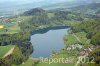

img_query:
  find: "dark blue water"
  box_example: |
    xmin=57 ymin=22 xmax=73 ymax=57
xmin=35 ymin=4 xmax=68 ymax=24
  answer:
xmin=31 ymin=28 xmax=69 ymax=58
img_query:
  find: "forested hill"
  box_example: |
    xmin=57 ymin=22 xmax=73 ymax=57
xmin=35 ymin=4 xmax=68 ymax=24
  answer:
xmin=19 ymin=3 xmax=100 ymax=26
xmin=23 ymin=8 xmax=46 ymax=16
xmin=69 ymin=3 xmax=100 ymax=19
xmin=23 ymin=2 xmax=100 ymax=16
xmin=21 ymin=8 xmax=83 ymax=25
xmin=71 ymin=3 xmax=100 ymax=14
xmin=41 ymin=0 xmax=100 ymax=9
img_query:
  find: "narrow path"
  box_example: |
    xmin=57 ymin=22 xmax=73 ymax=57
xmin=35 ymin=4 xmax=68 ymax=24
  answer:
xmin=72 ymin=33 xmax=82 ymax=66
xmin=75 ymin=57 xmax=80 ymax=66
xmin=73 ymin=33 xmax=82 ymax=43
xmin=75 ymin=55 xmax=88 ymax=66
xmin=3 ymin=46 xmax=15 ymax=58
xmin=30 ymin=57 xmax=39 ymax=60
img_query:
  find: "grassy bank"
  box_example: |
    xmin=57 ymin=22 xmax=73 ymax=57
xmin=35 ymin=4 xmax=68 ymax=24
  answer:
xmin=0 ymin=45 xmax=15 ymax=58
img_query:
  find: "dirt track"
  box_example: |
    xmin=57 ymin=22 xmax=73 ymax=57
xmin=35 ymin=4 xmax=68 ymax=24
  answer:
xmin=3 ymin=46 xmax=15 ymax=58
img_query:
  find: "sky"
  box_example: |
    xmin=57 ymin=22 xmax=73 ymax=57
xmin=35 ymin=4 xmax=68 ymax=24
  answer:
xmin=0 ymin=0 xmax=74 ymax=3
xmin=0 ymin=0 xmax=96 ymax=9
xmin=0 ymin=0 xmax=75 ymax=7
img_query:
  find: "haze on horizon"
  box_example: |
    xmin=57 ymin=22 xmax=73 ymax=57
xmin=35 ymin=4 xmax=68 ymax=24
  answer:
xmin=0 ymin=0 xmax=76 ymax=9
xmin=0 ymin=0 xmax=99 ymax=17
xmin=0 ymin=0 xmax=74 ymax=3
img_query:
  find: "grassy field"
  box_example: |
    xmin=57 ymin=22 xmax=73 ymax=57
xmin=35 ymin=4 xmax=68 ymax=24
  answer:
xmin=64 ymin=34 xmax=78 ymax=45
xmin=75 ymin=32 xmax=90 ymax=46
xmin=64 ymin=32 xmax=90 ymax=46
xmin=47 ymin=13 xmax=55 ymax=18
xmin=0 ymin=45 xmax=15 ymax=58
xmin=16 ymin=58 xmax=75 ymax=66
xmin=15 ymin=59 xmax=35 ymax=66
xmin=0 ymin=22 xmax=20 ymax=34
xmin=15 ymin=54 xmax=76 ymax=66
xmin=37 ymin=53 xmax=76 ymax=66
xmin=37 ymin=63 xmax=74 ymax=66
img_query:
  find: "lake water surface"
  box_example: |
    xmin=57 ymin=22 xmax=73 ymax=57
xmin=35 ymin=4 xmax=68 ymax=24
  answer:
xmin=31 ymin=28 xmax=69 ymax=58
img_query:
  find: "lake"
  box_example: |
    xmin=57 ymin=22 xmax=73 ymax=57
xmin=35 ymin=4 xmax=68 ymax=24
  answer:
xmin=31 ymin=27 xmax=69 ymax=58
